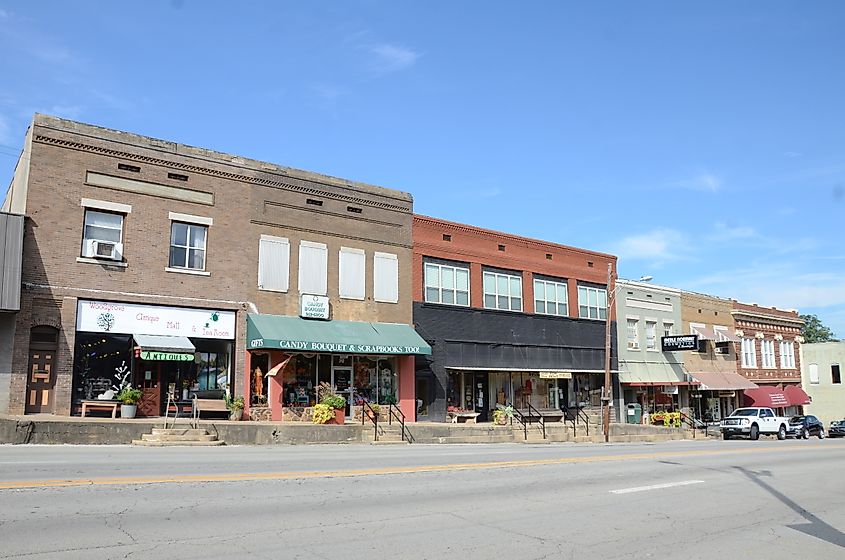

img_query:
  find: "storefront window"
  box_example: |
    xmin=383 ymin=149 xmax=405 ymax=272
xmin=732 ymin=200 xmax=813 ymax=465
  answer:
xmin=72 ymin=333 xmax=133 ymax=403
xmin=353 ymin=356 xmax=397 ymax=405
xmin=192 ymin=340 xmax=231 ymax=393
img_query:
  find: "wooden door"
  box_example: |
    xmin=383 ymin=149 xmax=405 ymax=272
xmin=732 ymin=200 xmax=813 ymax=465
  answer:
xmin=25 ymin=349 xmax=56 ymax=414
xmin=138 ymin=364 xmax=162 ymax=417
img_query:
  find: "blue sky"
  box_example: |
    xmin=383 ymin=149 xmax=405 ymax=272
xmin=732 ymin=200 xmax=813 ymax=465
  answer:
xmin=1 ymin=1 xmax=844 ymax=337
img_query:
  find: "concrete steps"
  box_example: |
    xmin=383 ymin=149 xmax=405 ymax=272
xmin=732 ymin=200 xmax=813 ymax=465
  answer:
xmin=132 ymin=428 xmax=224 ymax=447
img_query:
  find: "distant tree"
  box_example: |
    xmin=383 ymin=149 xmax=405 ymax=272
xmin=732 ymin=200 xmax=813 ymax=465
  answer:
xmin=800 ymin=314 xmax=837 ymax=343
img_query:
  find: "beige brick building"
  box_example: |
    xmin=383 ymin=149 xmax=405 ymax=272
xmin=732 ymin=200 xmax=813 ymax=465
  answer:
xmin=1 ymin=114 xmax=428 ymax=420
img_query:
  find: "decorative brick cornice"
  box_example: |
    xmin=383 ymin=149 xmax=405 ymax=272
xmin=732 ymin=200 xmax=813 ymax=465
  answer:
xmin=34 ymin=134 xmax=412 ymax=213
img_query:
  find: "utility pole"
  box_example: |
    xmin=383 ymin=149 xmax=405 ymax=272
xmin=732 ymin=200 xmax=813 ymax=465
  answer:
xmin=602 ymin=262 xmax=614 ymax=443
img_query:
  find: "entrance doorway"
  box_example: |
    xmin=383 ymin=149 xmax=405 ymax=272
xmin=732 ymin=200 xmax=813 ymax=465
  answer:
xmin=25 ymin=326 xmax=59 ymax=414
xmin=138 ymin=363 xmax=162 ymax=417
xmin=473 ymin=372 xmax=489 ymax=422
xmin=332 ymin=365 xmax=353 ymax=418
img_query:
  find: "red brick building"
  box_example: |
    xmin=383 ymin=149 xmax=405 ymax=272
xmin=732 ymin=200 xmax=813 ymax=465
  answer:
xmin=412 ymin=215 xmax=618 ymax=422
xmin=732 ymin=301 xmax=808 ymax=413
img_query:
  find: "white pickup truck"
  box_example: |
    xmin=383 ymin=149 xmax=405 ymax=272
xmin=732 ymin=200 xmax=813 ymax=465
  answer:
xmin=720 ymin=407 xmax=789 ymax=440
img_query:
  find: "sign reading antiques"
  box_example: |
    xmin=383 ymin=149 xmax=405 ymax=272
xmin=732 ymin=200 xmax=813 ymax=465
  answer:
xmin=300 ymin=294 xmax=330 ymax=320
xmin=140 ymin=351 xmax=195 ymax=362
xmin=76 ymin=300 xmax=235 ymax=339
xmin=661 ymin=335 xmax=699 ymax=352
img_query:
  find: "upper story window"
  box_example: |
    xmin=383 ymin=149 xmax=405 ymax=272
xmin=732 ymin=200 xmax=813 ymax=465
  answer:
xmin=424 ymin=262 xmax=469 ymax=306
xmin=82 ymin=210 xmax=124 ymax=261
xmin=645 ymin=321 xmax=657 ymax=350
xmin=741 ymin=338 xmax=757 ymax=368
xmin=299 ymin=241 xmax=328 ymax=295
xmin=761 ymin=339 xmax=776 ymax=368
xmin=833 ymin=364 xmax=841 ymax=385
xmin=339 ymin=247 xmax=366 ymax=300
xmin=534 ymin=278 xmax=568 ymax=316
xmin=578 ymin=285 xmax=607 ymax=320
xmin=779 ymin=341 xmax=795 ymax=369
xmin=483 ymin=270 xmax=522 ymax=311
xmin=627 ymin=319 xmax=640 ymax=350
xmin=662 ymin=321 xmax=674 ymax=337
xmin=374 ymin=252 xmax=399 ymax=304
xmin=258 ymin=235 xmax=290 ymax=292
xmin=809 ymin=363 xmax=819 ymax=384
xmin=169 ymin=222 xmax=207 ymax=270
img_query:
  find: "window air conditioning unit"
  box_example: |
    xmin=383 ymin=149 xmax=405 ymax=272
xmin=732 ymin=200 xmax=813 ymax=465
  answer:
xmin=715 ymin=344 xmax=730 ymax=355
xmin=82 ymin=239 xmax=123 ymax=261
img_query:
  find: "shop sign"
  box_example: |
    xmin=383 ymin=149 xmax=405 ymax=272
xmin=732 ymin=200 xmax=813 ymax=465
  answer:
xmin=76 ymin=300 xmax=235 ymax=339
xmin=255 ymin=339 xmax=423 ymax=355
xmin=300 ymin=294 xmax=330 ymax=320
xmin=539 ymin=371 xmax=573 ymax=379
xmin=140 ymin=351 xmax=195 ymax=362
xmin=718 ymin=391 xmax=736 ymax=398
xmin=662 ymin=385 xmax=679 ymax=395
xmin=661 ymin=335 xmax=699 ymax=352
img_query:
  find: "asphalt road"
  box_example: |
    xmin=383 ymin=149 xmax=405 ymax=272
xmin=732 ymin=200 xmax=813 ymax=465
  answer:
xmin=1 ymin=438 xmax=844 ymax=559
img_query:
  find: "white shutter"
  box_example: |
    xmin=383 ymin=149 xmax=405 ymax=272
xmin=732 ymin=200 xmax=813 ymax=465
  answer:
xmin=374 ymin=252 xmax=399 ymax=303
xmin=339 ymin=247 xmax=365 ymax=300
xmin=809 ymin=363 xmax=819 ymax=384
xmin=298 ymin=240 xmax=327 ymax=295
xmin=258 ymin=235 xmax=289 ymax=292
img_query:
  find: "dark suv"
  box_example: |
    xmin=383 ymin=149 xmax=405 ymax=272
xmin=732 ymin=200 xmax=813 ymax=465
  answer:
xmin=787 ymin=415 xmax=825 ymax=439
xmin=830 ymin=419 xmax=845 ymax=438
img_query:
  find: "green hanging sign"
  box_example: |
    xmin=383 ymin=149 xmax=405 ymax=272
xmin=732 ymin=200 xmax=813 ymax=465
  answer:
xmin=140 ymin=351 xmax=195 ymax=362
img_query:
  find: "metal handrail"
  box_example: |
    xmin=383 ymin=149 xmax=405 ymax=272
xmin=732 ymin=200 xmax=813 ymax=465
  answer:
xmin=162 ymin=393 xmax=173 ymax=430
xmin=190 ymin=394 xmax=199 ymax=429
xmin=525 ymin=401 xmax=546 ymax=440
xmin=360 ymin=398 xmax=379 ymax=442
xmin=562 ymin=405 xmax=577 ymax=438
xmin=511 ymin=407 xmax=528 ymax=441
xmin=577 ymin=406 xmax=590 ymax=436
xmin=679 ymin=411 xmax=698 ymax=438
xmin=388 ymin=403 xmax=412 ymax=443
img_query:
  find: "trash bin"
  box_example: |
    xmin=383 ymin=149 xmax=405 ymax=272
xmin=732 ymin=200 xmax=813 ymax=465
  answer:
xmin=626 ymin=403 xmax=642 ymax=424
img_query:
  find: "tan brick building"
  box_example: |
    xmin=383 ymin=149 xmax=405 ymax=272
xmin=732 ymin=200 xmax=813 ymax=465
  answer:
xmin=1 ymin=114 xmax=428 ymax=420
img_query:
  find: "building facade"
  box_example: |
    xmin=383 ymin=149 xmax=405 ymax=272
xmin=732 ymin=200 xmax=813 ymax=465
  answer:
xmin=412 ymin=215 xmax=617 ymax=422
xmin=732 ymin=301 xmax=807 ymax=416
xmin=680 ymin=291 xmax=756 ymax=422
xmin=800 ymin=341 xmax=845 ymax=428
xmin=615 ymin=280 xmax=689 ymax=418
xmin=2 ymin=114 xmax=428 ymax=420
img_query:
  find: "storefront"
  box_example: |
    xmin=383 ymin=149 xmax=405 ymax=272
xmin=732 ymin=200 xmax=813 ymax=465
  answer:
xmin=72 ymin=300 xmax=236 ymax=416
xmin=744 ymin=383 xmax=811 ymax=418
xmin=619 ymin=361 xmax=693 ymax=419
xmin=688 ymin=371 xmax=758 ymax=422
xmin=245 ymin=313 xmax=431 ymax=422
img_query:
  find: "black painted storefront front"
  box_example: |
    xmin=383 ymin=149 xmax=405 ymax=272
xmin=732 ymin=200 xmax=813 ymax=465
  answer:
xmin=413 ymin=302 xmax=618 ymax=422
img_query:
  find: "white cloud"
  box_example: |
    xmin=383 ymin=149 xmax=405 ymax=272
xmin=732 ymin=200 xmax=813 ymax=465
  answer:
xmin=370 ymin=44 xmax=421 ymax=73
xmin=675 ymin=172 xmax=722 ymax=193
xmin=613 ymin=228 xmax=690 ymax=263
xmin=708 ymin=222 xmax=756 ymax=242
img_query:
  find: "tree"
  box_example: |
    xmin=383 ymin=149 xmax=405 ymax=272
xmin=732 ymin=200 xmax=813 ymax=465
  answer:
xmin=800 ymin=314 xmax=837 ymax=343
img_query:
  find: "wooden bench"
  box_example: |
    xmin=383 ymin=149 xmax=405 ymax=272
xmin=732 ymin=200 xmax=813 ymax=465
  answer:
xmin=194 ymin=398 xmax=228 ymax=418
xmin=447 ymin=411 xmax=480 ymax=423
xmin=517 ymin=408 xmax=567 ymax=423
xmin=80 ymin=400 xmax=120 ymax=418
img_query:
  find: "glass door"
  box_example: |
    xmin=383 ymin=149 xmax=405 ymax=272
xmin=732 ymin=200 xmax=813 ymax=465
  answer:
xmin=332 ymin=366 xmax=353 ymax=419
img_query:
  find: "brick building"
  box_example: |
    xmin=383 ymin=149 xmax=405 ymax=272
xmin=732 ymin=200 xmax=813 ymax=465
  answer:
xmin=412 ymin=215 xmax=617 ymax=422
xmin=1 ymin=114 xmax=429 ymax=420
xmin=732 ymin=301 xmax=808 ymax=414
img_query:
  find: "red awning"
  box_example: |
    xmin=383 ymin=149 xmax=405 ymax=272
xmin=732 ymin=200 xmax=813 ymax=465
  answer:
xmin=744 ymin=386 xmax=789 ymax=408
xmin=783 ymin=385 xmax=812 ymax=406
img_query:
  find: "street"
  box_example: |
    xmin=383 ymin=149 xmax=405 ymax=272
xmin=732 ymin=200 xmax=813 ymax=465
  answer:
xmin=1 ymin=439 xmax=844 ymax=559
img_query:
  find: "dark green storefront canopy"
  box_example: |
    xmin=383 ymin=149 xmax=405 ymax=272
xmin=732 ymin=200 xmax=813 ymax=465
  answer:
xmin=247 ymin=314 xmax=432 ymax=355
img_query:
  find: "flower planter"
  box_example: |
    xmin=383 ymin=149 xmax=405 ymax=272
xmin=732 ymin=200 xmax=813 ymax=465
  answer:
xmin=121 ymin=404 xmax=137 ymax=419
xmin=229 ymin=408 xmax=244 ymax=421
xmin=327 ymin=409 xmax=345 ymax=425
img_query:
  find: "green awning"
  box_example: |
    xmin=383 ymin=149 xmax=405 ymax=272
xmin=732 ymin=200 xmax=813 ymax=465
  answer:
xmin=246 ymin=314 xmax=432 ymax=355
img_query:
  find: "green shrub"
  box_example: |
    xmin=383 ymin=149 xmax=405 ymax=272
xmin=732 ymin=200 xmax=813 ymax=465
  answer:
xmin=116 ymin=387 xmax=143 ymax=405
xmin=312 ymin=403 xmax=334 ymax=424
xmin=321 ymin=395 xmax=346 ymax=410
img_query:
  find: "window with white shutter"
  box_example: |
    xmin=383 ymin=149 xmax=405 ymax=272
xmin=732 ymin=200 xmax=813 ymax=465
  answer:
xmin=339 ymin=247 xmax=365 ymax=300
xmin=298 ymin=241 xmax=328 ymax=295
xmin=258 ymin=235 xmax=290 ymax=292
xmin=374 ymin=252 xmax=399 ymax=303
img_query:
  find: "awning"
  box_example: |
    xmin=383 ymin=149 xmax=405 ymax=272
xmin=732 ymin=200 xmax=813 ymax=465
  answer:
xmin=715 ymin=329 xmax=741 ymax=343
xmin=744 ymin=386 xmax=789 ymax=408
xmin=246 ymin=314 xmax=432 ymax=355
xmin=689 ymin=371 xmax=758 ymax=391
xmin=690 ymin=325 xmax=717 ymax=341
xmin=783 ymin=385 xmax=812 ymax=406
xmin=133 ymin=334 xmax=196 ymax=353
xmin=618 ymin=361 xmax=688 ymax=385
xmin=444 ymin=367 xmax=614 ymax=374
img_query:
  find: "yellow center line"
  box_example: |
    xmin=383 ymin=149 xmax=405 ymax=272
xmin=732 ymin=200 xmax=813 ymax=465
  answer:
xmin=0 ymin=444 xmax=831 ymax=490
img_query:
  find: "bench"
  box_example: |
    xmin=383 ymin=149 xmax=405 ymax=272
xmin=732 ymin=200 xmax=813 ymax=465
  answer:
xmin=81 ymin=400 xmax=120 ymax=418
xmin=447 ymin=411 xmax=480 ymax=423
xmin=190 ymin=390 xmax=228 ymax=418
xmin=517 ymin=408 xmax=567 ymax=423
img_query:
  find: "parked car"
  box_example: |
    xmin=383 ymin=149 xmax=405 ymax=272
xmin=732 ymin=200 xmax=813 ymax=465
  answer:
xmin=720 ymin=407 xmax=789 ymax=440
xmin=786 ymin=415 xmax=825 ymax=439
xmin=829 ymin=419 xmax=845 ymax=438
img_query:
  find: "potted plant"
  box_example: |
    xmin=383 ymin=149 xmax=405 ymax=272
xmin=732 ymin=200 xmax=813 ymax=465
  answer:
xmin=492 ymin=404 xmax=514 ymax=426
xmin=225 ymin=394 xmax=245 ymax=421
xmin=321 ymin=395 xmax=347 ymax=424
xmin=117 ymin=387 xmax=142 ymax=419
xmin=312 ymin=403 xmax=334 ymax=425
